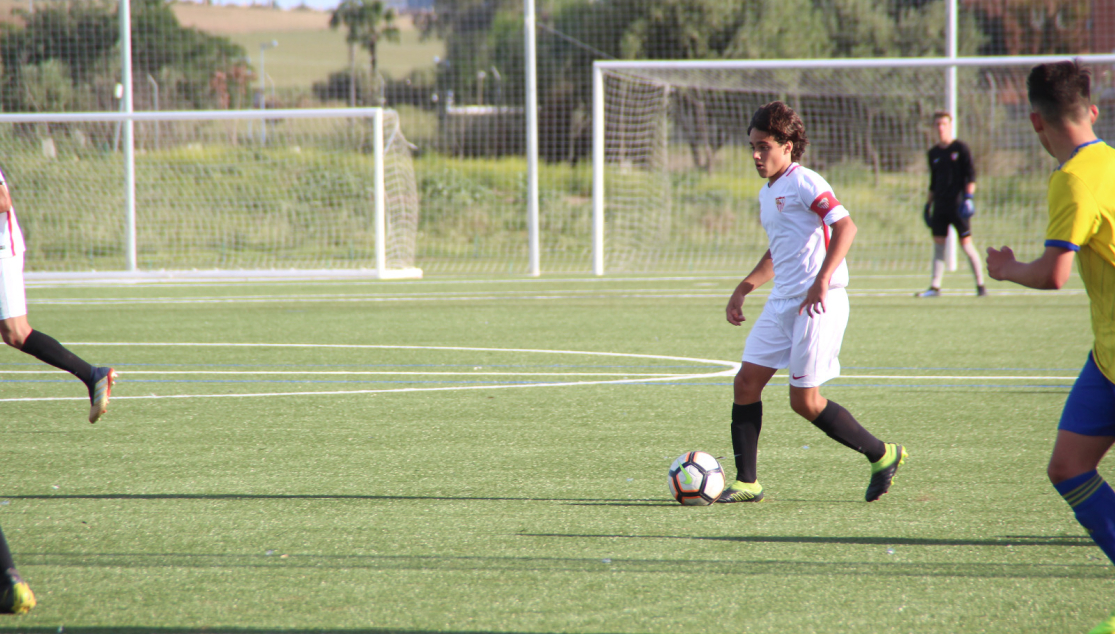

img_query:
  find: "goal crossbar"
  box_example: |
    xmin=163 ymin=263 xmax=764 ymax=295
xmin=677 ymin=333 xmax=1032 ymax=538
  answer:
xmin=0 ymin=107 xmax=421 ymax=280
xmin=592 ymin=54 xmax=1115 ymax=275
xmin=596 ymin=54 xmax=1115 ymax=74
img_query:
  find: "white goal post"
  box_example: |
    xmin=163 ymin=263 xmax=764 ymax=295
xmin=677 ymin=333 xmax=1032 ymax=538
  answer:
xmin=592 ymin=54 xmax=1115 ymax=276
xmin=0 ymin=107 xmax=421 ymax=279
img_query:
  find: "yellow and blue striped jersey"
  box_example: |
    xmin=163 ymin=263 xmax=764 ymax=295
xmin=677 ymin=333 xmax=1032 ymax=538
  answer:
xmin=1045 ymin=140 xmax=1115 ymax=382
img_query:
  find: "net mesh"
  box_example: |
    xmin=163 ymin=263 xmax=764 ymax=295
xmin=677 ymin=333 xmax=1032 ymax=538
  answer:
xmin=0 ymin=109 xmax=418 ymax=273
xmin=600 ymin=61 xmax=1115 ymax=273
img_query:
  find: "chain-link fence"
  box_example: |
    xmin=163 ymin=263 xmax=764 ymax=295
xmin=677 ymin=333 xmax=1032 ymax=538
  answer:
xmin=1 ymin=0 xmax=1113 ymax=274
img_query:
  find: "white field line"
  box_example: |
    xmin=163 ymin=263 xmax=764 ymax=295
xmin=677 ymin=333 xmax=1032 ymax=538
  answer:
xmin=49 ymin=342 xmax=742 ymax=367
xmin=0 ymin=370 xmax=1077 ymax=381
xmin=24 ymin=288 xmax=1086 ymax=306
xmin=0 ymin=373 xmax=726 ymax=403
xmin=0 ymin=341 xmax=1078 ymax=404
xmin=27 ymin=294 xmax=727 ymax=305
xmin=0 ymin=343 xmax=739 ymax=403
xmin=802 ymin=374 xmax=1076 ymax=381
xmin=20 ymin=273 xmax=893 ymax=289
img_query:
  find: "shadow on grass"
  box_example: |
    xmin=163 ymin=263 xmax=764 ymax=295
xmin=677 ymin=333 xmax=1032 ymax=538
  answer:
xmin=16 ymin=548 xmax=1110 ymax=580
xmin=523 ymin=532 xmax=1095 ymax=547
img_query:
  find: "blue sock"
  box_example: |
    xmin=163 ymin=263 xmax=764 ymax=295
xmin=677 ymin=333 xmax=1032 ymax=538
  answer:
xmin=1054 ymin=470 xmax=1115 ymax=565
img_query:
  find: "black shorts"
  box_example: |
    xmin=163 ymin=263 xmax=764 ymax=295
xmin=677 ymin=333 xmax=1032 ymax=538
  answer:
xmin=930 ymin=206 xmax=971 ymax=238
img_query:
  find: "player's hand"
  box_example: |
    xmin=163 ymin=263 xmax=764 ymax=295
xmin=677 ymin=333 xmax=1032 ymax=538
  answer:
xmin=799 ymin=278 xmax=828 ymax=317
xmin=985 ymin=245 xmax=1016 ymax=281
xmin=725 ymin=292 xmax=747 ymax=326
xmin=960 ymin=194 xmax=976 ymax=219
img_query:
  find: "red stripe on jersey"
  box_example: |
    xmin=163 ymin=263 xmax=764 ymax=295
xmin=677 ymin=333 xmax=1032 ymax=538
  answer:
xmin=809 ymin=191 xmax=839 ymax=219
xmin=810 ymin=192 xmax=837 ymax=250
xmin=6 ymin=209 xmax=12 ymax=254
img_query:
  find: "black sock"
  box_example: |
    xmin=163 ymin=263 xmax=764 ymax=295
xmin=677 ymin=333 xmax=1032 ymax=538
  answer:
xmin=810 ymin=400 xmax=886 ymax=463
xmin=0 ymin=525 xmax=16 ymax=578
xmin=731 ymin=401 xmax=762 ymax=483
xmin=20 ymin=330 xmax=94 ymax=387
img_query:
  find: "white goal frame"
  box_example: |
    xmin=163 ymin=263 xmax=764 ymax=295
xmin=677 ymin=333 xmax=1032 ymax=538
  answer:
xmin=0 ymin=107 xmax=421 ymax=280
xmin=592 ymin=54 xmax=1115 ymax=276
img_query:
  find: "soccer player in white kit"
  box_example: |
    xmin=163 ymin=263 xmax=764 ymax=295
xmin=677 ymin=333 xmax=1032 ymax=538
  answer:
xmin=718 ymin=102 xmax=906 ymax=504
xmin=0 ymin=165 xmax=116 ymax=424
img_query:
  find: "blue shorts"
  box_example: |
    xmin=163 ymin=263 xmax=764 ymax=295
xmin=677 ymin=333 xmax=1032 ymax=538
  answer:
xmin=1059 ymin=352 xmax=1115 ymax=437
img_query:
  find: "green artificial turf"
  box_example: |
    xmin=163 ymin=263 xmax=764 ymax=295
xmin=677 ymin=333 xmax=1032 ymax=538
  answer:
xmin=0 ymin=272 xmax=1108 ymax=633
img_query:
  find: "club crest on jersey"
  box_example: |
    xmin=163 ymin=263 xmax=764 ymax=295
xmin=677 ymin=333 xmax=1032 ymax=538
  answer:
xmin=951 ymin=152 xmax=959 ymax=161
xmin=810 ymin=192 xmax=839 ymax=217
xmin=775 ymin=197 xmax=786 ymax=213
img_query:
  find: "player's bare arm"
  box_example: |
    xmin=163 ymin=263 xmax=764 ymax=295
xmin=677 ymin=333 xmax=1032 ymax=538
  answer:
xmin=726 ymin=250 xmax=774 ymax=326
xmin=799 ymin=216 xmax=857 ymax=316
xmin=986 ymin=245 xmax=1075 ymax=289
xmin=0 ymin=182 xmax=12 ymax=213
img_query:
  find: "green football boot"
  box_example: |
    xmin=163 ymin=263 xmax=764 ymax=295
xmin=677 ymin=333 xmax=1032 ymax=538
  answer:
xmin=866 ymin=443 xmax=907 ymax=502
xmin=716 ymin=480 xmax=764 ymax=503
xmin=1088 ymin=610 xmax=1115 ymax=634
xmin=0 ymin=569 xmax=36 ymax=615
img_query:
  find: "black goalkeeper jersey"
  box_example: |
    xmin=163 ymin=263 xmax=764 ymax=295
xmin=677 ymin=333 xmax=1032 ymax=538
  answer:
xmin=927 ymin=140 xmax=976 ymax=211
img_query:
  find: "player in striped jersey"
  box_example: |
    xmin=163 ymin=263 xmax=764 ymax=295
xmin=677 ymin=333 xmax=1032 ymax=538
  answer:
xmin=719 ymin=101 xmax=905 ymax=504
xmin=0 ymin=165 xmax=116 ymax=423
xmin=986 ymin=61 xmax=1115 ymax=634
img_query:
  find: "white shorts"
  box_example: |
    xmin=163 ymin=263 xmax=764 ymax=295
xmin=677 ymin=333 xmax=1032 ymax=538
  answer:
xmin=0 ymin=254 xmax=27 ymax=320
xmin=741 ymin=287 xmax=849 ymax=388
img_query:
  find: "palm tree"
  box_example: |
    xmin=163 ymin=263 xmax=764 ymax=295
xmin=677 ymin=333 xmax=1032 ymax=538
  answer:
xmin=329 ymin=0 xmax=401 ymax=107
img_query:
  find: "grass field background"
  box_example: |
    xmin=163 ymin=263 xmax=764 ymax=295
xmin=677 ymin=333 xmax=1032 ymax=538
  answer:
xmin=0 ymin=271 xmax=1109 ymax=633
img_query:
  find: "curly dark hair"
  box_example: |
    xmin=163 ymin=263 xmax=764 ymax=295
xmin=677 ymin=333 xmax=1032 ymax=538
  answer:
xmin=1028 ymin=60 xmax=1092 ymax=124
xmin=747 ymin=101 xmax=809 ymax=162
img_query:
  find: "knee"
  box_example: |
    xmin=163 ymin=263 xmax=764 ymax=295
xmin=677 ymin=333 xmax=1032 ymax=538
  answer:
xmin=0 ymin=320 xmax=30 ymax=348
xmin=789 ymin=391 xmax=826 ymax=421
xmin=789 ymin=399 xmax=812 ymax=419
xmin=734 ymin=374 xmax=763 ymax=403
xmin=1047 ymin=457 xmax=1077 ymax=486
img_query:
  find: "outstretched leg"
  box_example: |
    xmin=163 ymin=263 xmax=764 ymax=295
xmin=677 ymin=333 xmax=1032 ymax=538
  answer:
xmin=2 ymin=316 xmax=93 ymax=384
xmin=2 ymin=316 xmax=115 ymax=423
xmin=790 ymin=387 xmax=904 ymax=501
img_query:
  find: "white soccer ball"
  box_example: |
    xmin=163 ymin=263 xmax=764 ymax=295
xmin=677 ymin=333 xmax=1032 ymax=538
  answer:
xmin=667 ymin=451 xmax=726 ymax=506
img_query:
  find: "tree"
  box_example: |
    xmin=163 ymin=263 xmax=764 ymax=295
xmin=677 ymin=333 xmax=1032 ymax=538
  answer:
xmin=329 ymin=0 xmax=401 ymax=107
xmin=0 ymin=0 xmax=245 ymax=112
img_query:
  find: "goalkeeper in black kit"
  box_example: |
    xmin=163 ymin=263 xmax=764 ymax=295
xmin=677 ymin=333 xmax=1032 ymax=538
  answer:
xmin=917 ymin=111 xmax=987 ymax=297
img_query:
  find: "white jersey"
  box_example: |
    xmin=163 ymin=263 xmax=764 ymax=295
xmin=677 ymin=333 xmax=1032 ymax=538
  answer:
xmin=0 ymin=167 xmax=25 ymax=260
xmin=758 ymin=163 xmax=849 ymax=299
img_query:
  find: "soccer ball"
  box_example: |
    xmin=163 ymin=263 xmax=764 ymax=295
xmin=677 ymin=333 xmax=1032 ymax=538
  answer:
xmin=667 ymin=451 xmax=726 ymax=506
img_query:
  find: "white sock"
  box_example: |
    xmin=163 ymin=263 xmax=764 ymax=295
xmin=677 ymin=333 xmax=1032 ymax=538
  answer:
xmin=931 ymin=242 xmax=946 ymax=289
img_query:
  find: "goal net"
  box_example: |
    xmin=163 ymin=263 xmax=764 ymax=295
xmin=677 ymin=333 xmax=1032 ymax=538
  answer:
xmin=0 ymin=108 xmax=420 ymax=278
xmin=593 ymin=57 xmax=1115 ymax=273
